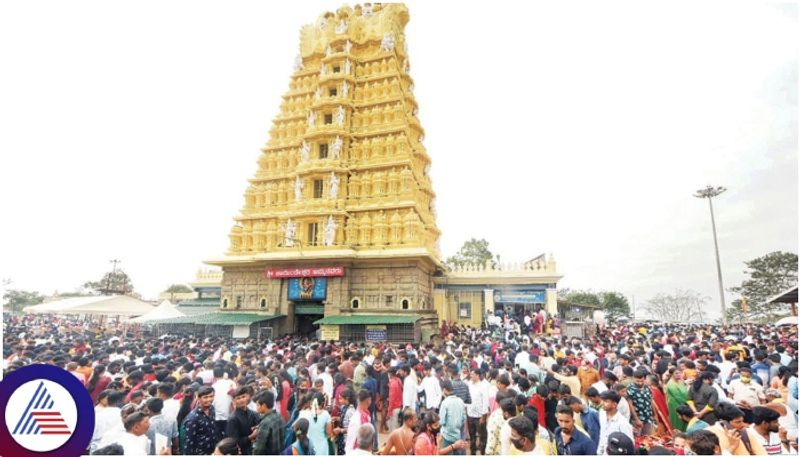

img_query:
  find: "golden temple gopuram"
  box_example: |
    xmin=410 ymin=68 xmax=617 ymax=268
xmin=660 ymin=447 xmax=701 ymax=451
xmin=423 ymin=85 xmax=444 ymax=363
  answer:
xmin=206 ymin=3 xmax=442 ymax=341
xmin=203 ymin=3 xmax=562 ymax=342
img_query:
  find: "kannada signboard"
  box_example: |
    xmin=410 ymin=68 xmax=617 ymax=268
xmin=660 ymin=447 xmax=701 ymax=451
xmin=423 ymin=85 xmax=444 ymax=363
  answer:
xmin=365 ymin=325 xmax=387 ymax=342
xmin=320 ymin=325 xmax=339 ymax=341
xmin=265 ymin=266 xmax=345 ymax=279
xmin=288 ymin=278 xmax=327 ymax=301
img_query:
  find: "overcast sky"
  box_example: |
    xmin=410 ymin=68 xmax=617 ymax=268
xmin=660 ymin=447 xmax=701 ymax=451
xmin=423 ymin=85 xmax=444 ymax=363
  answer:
xmin=1 ymin=1 xmax=796 ymax=320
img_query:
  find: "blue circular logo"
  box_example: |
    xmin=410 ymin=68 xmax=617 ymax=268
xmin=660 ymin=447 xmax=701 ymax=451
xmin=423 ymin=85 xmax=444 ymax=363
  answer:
xmin=0 ymin=364 xmax=95 ymax=457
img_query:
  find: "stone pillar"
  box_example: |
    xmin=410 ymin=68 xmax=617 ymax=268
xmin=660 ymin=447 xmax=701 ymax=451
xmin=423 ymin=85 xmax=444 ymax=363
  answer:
xmin=546 ymin=288 xmax=558 ymax=315
xmin=483 ymin=289 xmax=494 ymax=315
xmin=433 ymin=289 xmax=446 ymax=325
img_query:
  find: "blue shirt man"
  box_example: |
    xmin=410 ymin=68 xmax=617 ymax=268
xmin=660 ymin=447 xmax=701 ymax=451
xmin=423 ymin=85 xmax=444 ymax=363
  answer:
xmin=439 ymin=381 xmax=467 ymax=455
xmin=554 ymin=405 xmax=597 ymax=455
xmin=566 ymin=396 xmax=600 ymax=449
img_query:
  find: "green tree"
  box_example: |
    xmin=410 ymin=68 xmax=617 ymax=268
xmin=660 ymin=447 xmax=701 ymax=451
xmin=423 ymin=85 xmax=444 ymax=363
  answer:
xmin=728 ymin=251 xmax=798 ymax=322
xmin=444 ymin=238 xmax=497 ymax=270
xmin=164 ymin=284 xmax=192 ymax=293
xmin=84 ymin=270 xmax=134 ymax=295
xmin=563 ymin=290 xmax=601 ymax=306
xmin=164 ymin=284 xmax=193 ymax=302
xmin=600 ymin=291 xmax=630 ymax=318
xmin=3 ymin=289 xmax=45 ymax=312
xmin=561 ymin=289 xmax=630 ymax=318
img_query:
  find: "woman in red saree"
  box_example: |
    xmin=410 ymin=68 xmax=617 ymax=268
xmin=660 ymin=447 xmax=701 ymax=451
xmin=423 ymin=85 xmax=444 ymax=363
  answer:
xmin=647 ymin=374 xmax=673 ymax=438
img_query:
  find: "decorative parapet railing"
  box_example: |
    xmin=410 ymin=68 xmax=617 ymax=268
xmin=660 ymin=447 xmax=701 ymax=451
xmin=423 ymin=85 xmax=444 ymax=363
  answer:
xmin=195 ymin=269 xmax=223 ymax=283
xmin=447 ymin=255 xmax=558 ymax=276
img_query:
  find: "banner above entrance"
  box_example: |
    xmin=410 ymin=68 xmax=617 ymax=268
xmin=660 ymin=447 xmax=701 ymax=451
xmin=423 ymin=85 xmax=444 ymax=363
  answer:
xmin=288 ymin=278 xmax=327 ymax=301
xmin=494 ymin=291 xmax=546 ymax=304
xmin=265 ymin=266 xmax=345 ymax=279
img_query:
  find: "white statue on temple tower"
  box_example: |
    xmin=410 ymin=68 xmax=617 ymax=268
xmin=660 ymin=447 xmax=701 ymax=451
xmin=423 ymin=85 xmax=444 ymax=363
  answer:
xmin=324 ymin=215 xmax=337 ymax=246
xmin=314 ymin=87 xmax=321 ymax=101
xmin=335 ymin=106 xmax=345 ymax=126
xmin=331 ymin=136 xmax=343 ymax=159
xmin=307 ymin=111 xmax=316 ymax=127
xmin=341 ymin=80 xmax=349 ymax=98
xmin=344 ymin=40 xmax=352 ymax=53
xmin=381 ymin=32 xmax=395 ymax=52
xmin=325 ymin=45 xmax=332 ymax=57
xmin=294 ymin=176 xmax=304 ymax=201
xmin=336 ymin=20 xmax=348 ymax=34
xmin=283 ymin=219 xmax=297 ymax=246
xmin=300 ymin=141 xmax=310 ymax=162
xmin=328 ymin=172 xmax=340 ymax=199
xmin=320 ymin=64 xmax=327 ymax=76
xmin=344 ymin=59 xmax=351 ymax=74
xmin=294 ymin=54 xmax=304 ymax=71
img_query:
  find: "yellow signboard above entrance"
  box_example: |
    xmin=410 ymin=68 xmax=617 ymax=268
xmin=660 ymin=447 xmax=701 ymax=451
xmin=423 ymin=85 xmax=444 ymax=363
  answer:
xmin=320 ymin=324 xmax=339 ymax=341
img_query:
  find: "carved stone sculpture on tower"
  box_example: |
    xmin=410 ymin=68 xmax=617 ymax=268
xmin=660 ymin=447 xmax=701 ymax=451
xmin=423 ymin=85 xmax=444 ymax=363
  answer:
xmin=300 ymin=141 xmax=310 ymax=162
xmin=283 ymin=219 xmax=296 ymax=247
xmin=307 ymin=111 xmax=316 ymax=127
xmin=335 ymin=106 xmax=345 ymax=126
xmin=328 ymin=172 xmax=340 ymax=199
xmin=331 ymin=135 xmax=343 ymax=159
xmin=294 ymin=176 xmax=304 ymax=202
xmin=381 ymin=32 xmax=396 ymax=52
xmin=344 ymin=40 xmax=352 ymax=53
xmin=294 ymin=54 xmax=304 ymax=71
xmin=344 ymin=59 xmax=351 ymax=74
xmin=341 ymin=80 xmax=349 ymax=98
xmin=314 ymin=88 xmax=321 ymax=101
xmin=325 ymin=45 xmax=332 ymax=57
xmin=320 ymin=64 xmax=327 ymax=76
xmin=324 ymin=215 xmax=337 ymax=246
xmin=336 ymin=20 xmax=348 ymax=34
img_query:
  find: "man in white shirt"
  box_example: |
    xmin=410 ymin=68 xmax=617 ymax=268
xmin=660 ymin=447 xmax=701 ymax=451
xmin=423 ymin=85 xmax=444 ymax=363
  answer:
xmin=197 ymin=361 xmax=215 ymax=385
xmin=592 ymin=372 xmax=618 ymax=395
xmin=467 ymin=369 xmax=489 ymax=456
xmin=318 ymin=364 xmax=334 ymax=400
xmin=157 ymin=383 xmax=180 ymax=425
xmin=91 ymin=392 xmax=126 ymax=453
xmin=419 ymin=364 xmax=442 ymax=412
xmin=211 ymin=367 xmax=236 ymax=436
xmin=103 ymin=411 xmax=151 ymax=456
xmin=597 ymin=390 xmax=634 ymax=455
xmin=347 ymin=423 xmax=377 ymax=456
xmin=613 ymin=384 xmax=631 ymax=421
xmin=400 ymin=365 xmax=418 ymax=410
xmin=715 ymin=351 xmax=738 ymax=388
xmin=728 ymin=367 xmax=765 ymax=423
xmin=515 ymin=346 xmax=530 ymax=368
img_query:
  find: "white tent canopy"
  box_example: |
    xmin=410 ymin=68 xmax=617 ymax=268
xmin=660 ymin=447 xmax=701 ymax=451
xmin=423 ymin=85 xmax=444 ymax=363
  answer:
xmin=23 ymin=295 xmax=155 ymax=318
xmin=129 ymin=300 xmax=185 ymax=323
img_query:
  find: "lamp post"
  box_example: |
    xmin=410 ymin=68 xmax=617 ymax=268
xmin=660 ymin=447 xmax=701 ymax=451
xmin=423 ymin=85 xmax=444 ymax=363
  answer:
xmin=693 ymin=185 xmax=727 ymax=324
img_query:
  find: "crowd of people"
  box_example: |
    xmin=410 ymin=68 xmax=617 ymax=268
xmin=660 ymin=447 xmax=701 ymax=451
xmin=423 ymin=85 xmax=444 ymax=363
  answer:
xmin=2 ymin=310 xmax=798 ymax=456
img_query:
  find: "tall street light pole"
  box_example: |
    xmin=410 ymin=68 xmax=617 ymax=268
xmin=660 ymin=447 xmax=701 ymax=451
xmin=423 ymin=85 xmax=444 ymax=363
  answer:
xmin=694 ymin=186 xmax=727 ymax=324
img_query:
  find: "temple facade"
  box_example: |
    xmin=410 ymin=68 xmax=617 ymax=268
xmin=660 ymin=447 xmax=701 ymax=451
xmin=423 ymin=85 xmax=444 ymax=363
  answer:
xmin=205 ymin=3 xmax=442 ymax=341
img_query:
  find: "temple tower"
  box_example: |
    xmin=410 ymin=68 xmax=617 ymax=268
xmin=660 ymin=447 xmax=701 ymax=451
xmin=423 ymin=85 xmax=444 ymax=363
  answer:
xmin=207 ymin=3 xmax=441 ymax=341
